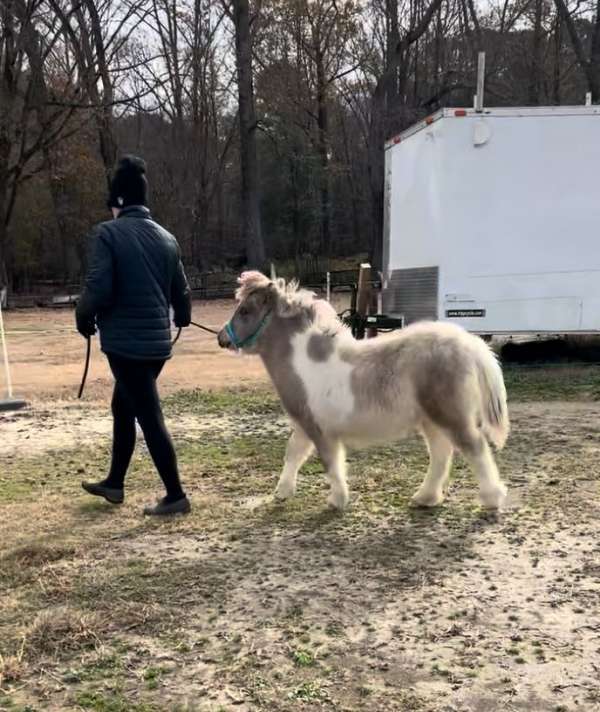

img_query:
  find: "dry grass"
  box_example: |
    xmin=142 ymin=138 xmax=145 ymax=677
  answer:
xmin=2 ymin=387 xmax=600 ymax=710
xmin=0 ymin=542 xmax=76 ymax=583
xmin=0 ymin=638 xmax=26 ymax=688
xmin=2 ymin=542 xmax=76 ymax=567
xmin=26 ymin=606 xmax=102 ymax=659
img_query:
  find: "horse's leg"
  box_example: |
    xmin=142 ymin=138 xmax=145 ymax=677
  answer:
xmin=314 ymin=436 xmax=349 ymax=510
xmin=411 ymin=423 xmax=454 ymax=507
xmin=275 ymin=427 xmax=314 ymax=500
xmin=459 ymin=428 xmax=507 ymax=509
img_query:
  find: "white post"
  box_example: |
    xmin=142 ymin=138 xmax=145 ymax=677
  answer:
xmin=585 ymin=92 xmax=592 ymax=106
xmin=475 ymin=52 xmax=485 ymax=112
xmin=326 ymin=271 xmax=331 ymax=302
xmin=0 ymin=301 xmax=13 ymax=399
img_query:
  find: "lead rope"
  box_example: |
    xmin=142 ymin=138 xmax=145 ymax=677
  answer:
xmin=77 ymin=335 xmax=91 ymax=399
xmin=190 ymin=320 xmax=219 ymax=335
xmin=77 ymin=320 xmax=220 ymax=399
xmin=171 ymin=327 xmax=182 ymax=346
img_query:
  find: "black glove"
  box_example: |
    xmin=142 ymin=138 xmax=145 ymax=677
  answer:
xmin=76 ymin=314 xmax=96 ymax=338
xmin=174 ymin=315 xmax=191 ymax=328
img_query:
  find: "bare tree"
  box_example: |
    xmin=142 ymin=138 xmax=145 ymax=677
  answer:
xmin=291 ymin=0 xmax=364 ymax=256
xmin=255 ymin=0 xmax=365 ymax=257
xmin=529 ymin=0 xmax=544 ymax=103
xmin=368 ymin=0 xmax=445 ymax=270
xmin=129 ymin=0 xmax=237 ymax=266
xmin=0 ymin=0 xmax=76 ymax=289
xmin=224 ymin=0 xmax=265 ymax=268
xmin=48 ymin=0 xmax=152 ymax=184
xmin=554 ymin=0 xmax=600 ymax=100
xmin=3 ymin=0 xmax=598 ymax=289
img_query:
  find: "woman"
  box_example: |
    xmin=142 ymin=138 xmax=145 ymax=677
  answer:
xmin=77 ymin=155 xmax=192 ymax=515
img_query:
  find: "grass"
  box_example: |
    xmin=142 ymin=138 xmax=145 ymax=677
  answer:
xmin=1 ymin=378 xmax=599 ymax=710
xmin=288 ymin=681 xmax=324 ymax=701
xmin=0 ymin=416 xmax=462 ymax=710
xmin=0 ymin=640 xmax=26 ymax=688
xmin=25 ymin=606 xmax=101 ymax=658
xmin=0 ymin=542 xmax=76 ymax=585
xmin=163 ymin=385 xmax=280 ymax=416
xmin=431 ymin=663 xmax=452 ymax=678
xmin=291 ymin=648 xmax=316 ymax=667
xmin=75 ymin=690 xmax=159 ymax=712
xmin=162 ymin=364 xmax=600 ymax=412
xmin=503 ymin=363 xmax=600 ymax=401
xmin=143 ymin=666 xmax=169 ymax=690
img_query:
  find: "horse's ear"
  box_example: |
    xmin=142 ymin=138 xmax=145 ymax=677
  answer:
xmin=264 ymin=280 xmax=291 ymax=316
xmin=264 ymin=282 xmax=278 ymax=307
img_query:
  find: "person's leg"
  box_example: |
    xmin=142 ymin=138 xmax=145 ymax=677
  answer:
xmin=81 ymin=357 xmax=135 ymax=504
xmin=102 ymin=379 xmax=137 ymax=489
xmin=112 ymin=357 xmax=186 ymax=504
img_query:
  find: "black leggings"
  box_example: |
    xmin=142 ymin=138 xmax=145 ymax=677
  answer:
xmin=104 ymin=354 xmax=185 ymax=501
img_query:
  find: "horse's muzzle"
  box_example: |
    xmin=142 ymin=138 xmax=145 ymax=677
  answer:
xmin=217 ymin=328 xmax=231 ymax=349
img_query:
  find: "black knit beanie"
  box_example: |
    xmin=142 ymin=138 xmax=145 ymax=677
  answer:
xmin=107 ymin=155 xmax=148 ymax=209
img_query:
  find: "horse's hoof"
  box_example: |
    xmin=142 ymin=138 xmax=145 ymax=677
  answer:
xmin=327 ymin=491 xmax=349 ymax=511
xmin=410 ymin=490 xmax=444 ymax=507
xmin=479 ymin=483 xmax=508 ymax=509
xmin=274 ymin=483 xmax=296 ymax=500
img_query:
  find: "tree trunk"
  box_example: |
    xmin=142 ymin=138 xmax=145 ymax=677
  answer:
xmin=529 ymin=0 xmax=543 ymax=104
xmin=0 ymin=133 xmax=11 ymax=290
xmin=592 ymin=0 xmax=600 ymax=100
xmin=85 ymin=0 xmax=118 ymax=182
xmin=232 ymin=0 xmax=265 ymax=268
xmin=384 ymin=0 xmax=401 ymax=116
xmin=315 ymin=47 xmax=331 ymax=257
xmin=368 ymin=82 xmax=387 ymax=272
xmin=552 ymin=13 xmax=562 ymax=104
xmin=289 ymin=148 xmax=304 ymax=258
xmin=0 ymin=219 xmax=8 ymax=292
xmin=66 ymin=0 xmax=118 ymax=186
xmin=368 ymin=0 xmax=444 ymax=271
xmin=0 ymin=0 xmax=17 ymax=290
xmin=555 ymin=0 xmax=600 ymax=100
xmin=1 ymin=0 xmax=49 ymax=290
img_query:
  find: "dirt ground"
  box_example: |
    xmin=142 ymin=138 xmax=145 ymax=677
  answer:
xmin=1 ymin=307 xmax=600 ymax=712
xmin=0 ymin=303 xmax=269 ymax=402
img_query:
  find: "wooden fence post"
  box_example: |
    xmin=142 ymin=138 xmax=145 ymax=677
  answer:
xmin=356 ymin=263 xmax=371 ymax=339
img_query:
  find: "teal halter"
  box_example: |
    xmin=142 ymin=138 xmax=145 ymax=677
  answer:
xmin=225 ymin=312 xmax=271 ymax=349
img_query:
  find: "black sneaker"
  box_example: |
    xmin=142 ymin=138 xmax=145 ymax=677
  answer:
xmin=81 ymin=481 xmax=124 ymax=504
xmin=143 ymin=496 xmax=191 ymax=516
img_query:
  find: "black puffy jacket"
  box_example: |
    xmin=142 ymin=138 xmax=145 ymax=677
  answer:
xmin=76 ymin=206 xmax=192 ymax=360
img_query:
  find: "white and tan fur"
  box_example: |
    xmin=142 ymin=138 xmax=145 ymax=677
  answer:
xmin=219 ymin=272 xmax=510 ymax=511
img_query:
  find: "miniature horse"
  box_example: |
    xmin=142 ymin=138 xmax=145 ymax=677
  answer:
xmin=218 ymin=272 xmax=509 ymax=511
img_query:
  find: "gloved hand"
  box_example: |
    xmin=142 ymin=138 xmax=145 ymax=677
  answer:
xmin=76 ymin=314 xmax=97 ymax=338
xmin=174 ymin=313 xmax=191 ymax=328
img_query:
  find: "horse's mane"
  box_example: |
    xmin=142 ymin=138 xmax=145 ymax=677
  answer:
xmin=236 ymin=270 xmax=346 ymax=334
xmin=235 ymin=270 xmax=271 ymax=301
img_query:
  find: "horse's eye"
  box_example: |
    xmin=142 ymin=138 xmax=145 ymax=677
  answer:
xmin=239 ymin=307 xmax=249 ymax=317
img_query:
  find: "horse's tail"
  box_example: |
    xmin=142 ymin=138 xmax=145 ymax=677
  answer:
xmin=473 ymin=340 xmax=510 ymax=450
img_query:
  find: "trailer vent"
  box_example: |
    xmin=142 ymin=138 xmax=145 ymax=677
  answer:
xmin=383 ymin=266 xmax=439 ymax=324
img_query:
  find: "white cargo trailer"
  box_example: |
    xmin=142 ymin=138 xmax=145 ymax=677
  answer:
xmin=382 ymin=105 xmax=600 ymax=334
